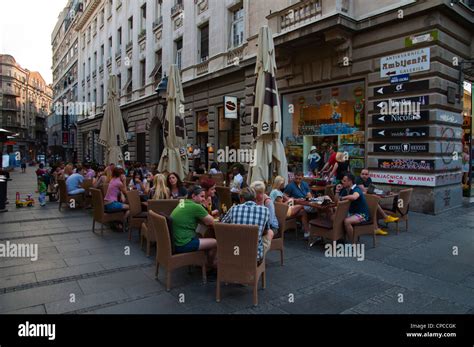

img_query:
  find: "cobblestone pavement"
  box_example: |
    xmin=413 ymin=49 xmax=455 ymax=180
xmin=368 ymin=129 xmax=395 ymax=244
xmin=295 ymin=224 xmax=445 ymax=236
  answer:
xmin=0 ymin=168 xmax=473 ymax=314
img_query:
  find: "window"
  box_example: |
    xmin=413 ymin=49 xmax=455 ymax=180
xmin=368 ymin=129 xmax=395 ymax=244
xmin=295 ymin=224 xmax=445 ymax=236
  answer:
xmin=83 ymin=62 xmax=86 ymax=79
xmin=175 ymin=38 xmax=183 ymax=70
xmin=100 ymin=8 xmax=105 ymax=26
xmin=124 ymin=67 xmax=132 ymax=94
xmin=100 ymin=45 xmax=105 ymax=61
xmin=100 ymin=84 xmax=104 ymax=105
xmin=199 ymin=23 xmax=209 ymax=62
xmin=128 ymin=16 xmax=133 ymax=43
xmin=117 ymin=27 xmax=122 ymax=51
xmin=140 ymin=59 xmax=146 ymax=87
xmin=93 ymin=51 xmax=97 ymax=70
xmin=93 ymin=89 xmax=97 ymax=103
xmin=88 ymin=57 xmax=91 ymax=75
xmin=155 ymin=0 xmax=162 ymax=20
xmin=150 ymin=50 xmax=162 ymax=86
xmin=140 ymin=4 xmax=146 ymax=32
xmin=108 ymin=36 xmax=113 ymax=57
xmin=230 ymin=6 xmax=244 ymax=48
xmin=117 ymin=73 xmax=121 ymax=96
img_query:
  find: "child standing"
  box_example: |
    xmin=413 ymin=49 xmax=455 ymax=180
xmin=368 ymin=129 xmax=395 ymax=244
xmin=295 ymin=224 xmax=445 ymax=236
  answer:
xmin=38 ymin=176 xmax=47 ymax=207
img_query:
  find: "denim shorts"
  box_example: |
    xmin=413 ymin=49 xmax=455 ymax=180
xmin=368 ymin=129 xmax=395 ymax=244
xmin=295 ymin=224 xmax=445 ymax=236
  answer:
xmin=104 ymin=201 xmax=124 ymax=212
xmin=175 ymin=238 xmax=200 ymax=253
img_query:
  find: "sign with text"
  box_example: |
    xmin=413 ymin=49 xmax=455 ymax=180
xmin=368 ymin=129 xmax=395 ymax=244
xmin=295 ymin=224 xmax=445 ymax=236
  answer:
xmin=224 ymin=96 xmax=238 ymax=119
xmin=380 ymin=48 xmax=430 ymax=77
xmin=405 ymin=30 xmax=438 ymax=47
xmin=373 ymin=80 xmax=429 ymax=96
xmin=390 ymin=74 xmax=410 ymax=84
xmin=373 ymin=127 xmax=429 ymax=138
xmin=374 ymin=96 xmax=430 ymax=111
xmin=372 ymin=111 xmax=429 ymax=124
xmin=370 ymin=171 xmax=436 ymax=187
xmin=378 ymin=159 xmax=435 ymax=171
xmin=374 ymin=143 xmax=429 ymax=153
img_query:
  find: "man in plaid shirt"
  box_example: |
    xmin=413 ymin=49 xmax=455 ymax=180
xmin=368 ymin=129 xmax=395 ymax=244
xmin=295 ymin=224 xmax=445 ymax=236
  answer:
xmin=221 ymin=187 xmax=274 ymax=261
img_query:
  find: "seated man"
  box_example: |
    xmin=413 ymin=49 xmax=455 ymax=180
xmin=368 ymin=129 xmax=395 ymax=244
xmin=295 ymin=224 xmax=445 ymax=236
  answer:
xmin=284 ymin=172 xmax=316 ymax=237
xmin=356 ymin=169 xmax=399 ymax=235
xmin=221 ymin=188 xmax=273 ymax=261
xmin=334 ymin=173 xmax=370 ymax=243
xmin=66 ymin=171 xmax=85 ymax=196
xmin=229 ymin=165 xmax=244 ymax=204
xmin=171 ymin=185 xmax=217 ymax=268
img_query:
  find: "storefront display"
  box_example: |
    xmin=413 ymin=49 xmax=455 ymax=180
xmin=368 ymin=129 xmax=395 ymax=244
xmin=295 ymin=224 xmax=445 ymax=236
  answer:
xmin=462 ymin=81 xmax=473 ymax=197
xmin=282 ymin=81 xmax=366 ymax=176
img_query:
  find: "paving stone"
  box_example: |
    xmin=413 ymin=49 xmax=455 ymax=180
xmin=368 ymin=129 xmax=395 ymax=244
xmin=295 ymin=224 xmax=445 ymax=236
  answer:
xmin=4 ymin=305 xmax=46 ymax=314
xmin=279 ymin=289 xmax=359 ymax=314
xmin=93 ymin=292 xmax=187 ymax=314
xmin=35 ymin=263 xmax=106 ymax=282
xmin=0 ymin=259 xmax=67 ymax=279
xmin=0 ymin=272 xmax=37 ymax=289
xmin=77 ymin=269 xmax=155 ymax=295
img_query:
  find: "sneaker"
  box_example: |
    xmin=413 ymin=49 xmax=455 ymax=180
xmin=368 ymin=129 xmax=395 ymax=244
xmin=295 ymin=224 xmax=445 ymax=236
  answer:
xmin=375 ymin=228 xmax=389 ymax=236
xmin=303 ymin=232 xmax=310 ymax=239
xmin=384 ymin=215 xmax=399 ymax=223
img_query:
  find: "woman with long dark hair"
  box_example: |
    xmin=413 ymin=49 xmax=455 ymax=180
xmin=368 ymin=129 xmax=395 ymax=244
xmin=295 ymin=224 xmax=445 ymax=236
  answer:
xmin=167 ymin=172 xmax=188 ymax=199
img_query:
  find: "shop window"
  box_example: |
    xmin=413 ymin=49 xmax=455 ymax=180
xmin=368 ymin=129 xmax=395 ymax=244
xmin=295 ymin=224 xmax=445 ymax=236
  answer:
xmin=282 ymin=81 xmax=365 ymax=176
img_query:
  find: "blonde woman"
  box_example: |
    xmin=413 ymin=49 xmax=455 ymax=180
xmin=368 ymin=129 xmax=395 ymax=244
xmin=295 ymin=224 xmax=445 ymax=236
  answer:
xmin=61 ymin=164 xmax=74 ymax=179
xmin=152 ymin=174 xmax=171 ymax=200
xmin=250 ymin=181 xmax=279 ymax=233
xmin=270 ymin=176 xmax=310 ymax=239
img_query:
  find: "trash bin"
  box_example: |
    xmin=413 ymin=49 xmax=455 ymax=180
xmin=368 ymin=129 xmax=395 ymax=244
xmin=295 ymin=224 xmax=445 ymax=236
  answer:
xmin=0 ymin=176 xmax=7 ymax=212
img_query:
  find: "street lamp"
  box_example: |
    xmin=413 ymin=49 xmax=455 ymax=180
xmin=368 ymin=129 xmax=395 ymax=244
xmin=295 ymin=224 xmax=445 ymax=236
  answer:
xmin=155 ymin=74 xmax=168 ymax=100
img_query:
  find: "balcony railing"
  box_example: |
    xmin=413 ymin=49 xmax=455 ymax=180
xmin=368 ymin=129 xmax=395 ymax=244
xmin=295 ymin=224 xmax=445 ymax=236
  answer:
xmin=196 ymin=60 xmax=209 ymax=76
xmin=267 ymin=0 xmax=322 ymax=34
xmin=138 ymin=30 xmax=146 ymax=42
xmin=171 ymin=3 xmax=184 ymax=17
xmin=227 ymin=45 xmax=245 ymax=66
xmin=99 ymin=64 xmax=104 ymax=73
xmin=153 ymin=16 xmax=163 ymax=30
xmin=126 ymin=41 xmax=133 ymax=52
xmin=107 ymin=57 xmax=112 ymax=66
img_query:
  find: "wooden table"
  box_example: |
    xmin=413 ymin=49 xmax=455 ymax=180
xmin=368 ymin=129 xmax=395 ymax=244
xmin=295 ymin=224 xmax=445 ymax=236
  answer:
xmin=294 ymin=199 xmax=337 ymax=210
xmin=310 ymin=185 xmax=327 ymax=193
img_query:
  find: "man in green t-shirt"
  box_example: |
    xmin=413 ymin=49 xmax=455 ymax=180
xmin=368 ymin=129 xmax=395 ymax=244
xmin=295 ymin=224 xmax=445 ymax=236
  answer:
xmin=171 ymin=185 xmax=217 ymax=267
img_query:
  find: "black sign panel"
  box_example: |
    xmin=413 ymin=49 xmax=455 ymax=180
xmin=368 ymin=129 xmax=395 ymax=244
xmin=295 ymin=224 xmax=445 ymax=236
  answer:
xmin=374 ymin=143 xmax=430 ymax=153
xmin=374 ymin=95 xmax=429 ymax=111
xmin=62 ymin=131 xmax=69 ymax=146
xmin=62 ymin=113 xmax=69 ymax=131
xmin=373 ymin=127 xmax=429 ymax=138
xmin=372 ymin=111 xmax=429 ymax=124
xmin=378 ymin=159 xmax=435 ymax=171
xmin=373 ymin=80 xmax=429 ymax=96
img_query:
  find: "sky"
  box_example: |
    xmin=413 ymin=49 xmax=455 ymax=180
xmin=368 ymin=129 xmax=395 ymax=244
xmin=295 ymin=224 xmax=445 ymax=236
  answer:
xmin=0 ymin=0 xmax=68 ymax=85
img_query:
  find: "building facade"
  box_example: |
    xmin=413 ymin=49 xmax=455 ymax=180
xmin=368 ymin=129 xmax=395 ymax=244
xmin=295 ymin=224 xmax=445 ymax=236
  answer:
xmin=69 ymin=0 xmax=474 ymax=214
xmin=50 ymin=0 xmax=81 ymax=162
xmin=0 ymin=55 xmax=52 ymax=163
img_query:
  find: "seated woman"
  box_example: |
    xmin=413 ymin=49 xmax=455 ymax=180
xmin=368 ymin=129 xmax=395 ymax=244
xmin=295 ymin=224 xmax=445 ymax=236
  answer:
xmin=104 ymin=168 xmax=130 ymax=229
xmin=129 ymin=171 xmax=146 ymax=196
xmin=209 ymin=162 xmax=221 ymax=175
xmin=270 ymin=175 xmax=310 ymax=239
xmin=93 ymin=166 xmax=107 ymax=189
xmin=166 ymin=172 xmax=188 ymax=199
xmin=201 ymin=178 xmax=220 ymax=217
xmin=251 ymin=181 xmax=279 ymax=235
xmin=151 ymin=174 xmax=171 ymax=200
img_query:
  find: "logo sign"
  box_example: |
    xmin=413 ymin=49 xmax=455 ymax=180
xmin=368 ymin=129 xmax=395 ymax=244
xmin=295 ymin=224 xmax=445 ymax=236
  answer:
xmin=405 ymin=30 xmax=438 ymax=47
xmin=374 ymin=143 xmax=429 ymax=153
xmin=374 ymin=80 xmax=429 ymax=96
xmin=373 ymin=127 xmax=429 ymax=138
xmin=378 ymin=159 xmax=435 ymax=171
xmin=369 ymin=171 xmax=436 ymax=187
xmin=375 ymin=96 xmax=429 ymax=110
xmin=224 ymin=96 xmax=238 ymax=119
xmin=390 ymin=74 xmax=410 ymax=84
xmin=373 ymin=111 xmax=429 ymax=124
xmin=380 ymin=48 xmax=430 ymax=77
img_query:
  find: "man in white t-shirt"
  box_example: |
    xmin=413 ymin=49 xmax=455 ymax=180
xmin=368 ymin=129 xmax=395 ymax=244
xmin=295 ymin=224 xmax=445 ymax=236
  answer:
xmin=230 ymin=166 xmax=244 ymax=204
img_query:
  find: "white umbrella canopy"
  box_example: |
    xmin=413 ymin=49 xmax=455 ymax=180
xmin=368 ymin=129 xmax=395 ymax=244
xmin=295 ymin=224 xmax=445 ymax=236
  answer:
xmin=247 ymin=26 xmax=288 ymax=185
xmin=158 ymin=65 xmax=189 ymax=179
xmin=98 ymin=75 xmax=128 ymax=166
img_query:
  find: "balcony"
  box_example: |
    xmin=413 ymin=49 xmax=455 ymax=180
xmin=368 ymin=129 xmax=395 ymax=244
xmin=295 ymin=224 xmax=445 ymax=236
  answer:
xmin=196 ymin=60 xmax=209 ymax=76
xmin=116 ymin=0 xmax=122 ymax=10
xmin=2 ymin=86 xmax=20 ymax=97
xmin=92 ymin=71 xmax=97 ymax=78
xmin=107 ymin=57 xmax=112 ymax=66
xmin=126 ymin=41 xmax=133 ymax=52
xmin=86 ymin=75 xmax=91 ymax=82
xmin=227 ymin=45 xmax=245 ymax=66
xmin=99 ymin=64 xmax=104 ymax=73
xmin=153 ymin=16 xmax=163 ymax=31
xmin=138 ymin=29 xmax=146 ymax=42
xmin=196 ymin=0 xmax=208 ymax=14
xmin=171 ymin=3 xmax=184 ymax=17
xmin=115 ymin=50 xmax=122 ymax=60
xmin=267 ymin=0 xmax=323 ymax=34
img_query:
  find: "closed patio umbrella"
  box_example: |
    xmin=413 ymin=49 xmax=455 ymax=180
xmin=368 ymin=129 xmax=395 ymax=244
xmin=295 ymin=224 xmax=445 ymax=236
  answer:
xmin=247 ymin=26 xmax=288 ymax=186
xmin=158 ymin=65 xmax=188 ymax=179
xmin=98 ymin=75 xmax=127 ymax=166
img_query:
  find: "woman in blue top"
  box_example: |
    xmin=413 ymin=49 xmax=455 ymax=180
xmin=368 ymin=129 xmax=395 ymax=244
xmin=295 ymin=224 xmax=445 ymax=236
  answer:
xmin=335 ymin=173 xmax=370 ymax=243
